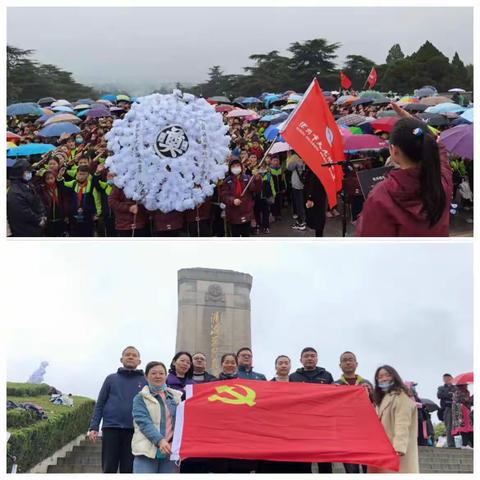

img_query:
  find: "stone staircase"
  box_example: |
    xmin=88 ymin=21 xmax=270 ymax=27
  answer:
xmin=47 ymin=440 xmax=473 ymax=474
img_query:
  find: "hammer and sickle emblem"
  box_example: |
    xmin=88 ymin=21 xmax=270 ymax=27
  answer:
xmin=208 ymin=384 xmax=256 ymax=407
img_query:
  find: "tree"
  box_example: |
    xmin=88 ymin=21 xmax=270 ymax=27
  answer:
xmin=434 ymin=422 xmax=446 ymax=441
xmin=343 ymin=55 xmax=376 ymax=90
xmin=386 ymin=44 xmax=405 ymax=64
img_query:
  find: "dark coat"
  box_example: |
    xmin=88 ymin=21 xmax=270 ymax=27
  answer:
xmin=219 ymin=173 xmax=262 ymax=224
xmin=39 ymin=182 xmax=69 ymax=222
xmin=7 ymin=180 xmax=45 ymax=236
xmin=289 ymin=367 xmax=334 ymax=384
xmin=108 ymin=186 xmax=148 ymax=231
xmin=166 ymin=373 xmax=194 ymax=392
xmin=355 ymin=144 xmax=452 ymax=237
xmin=184 ymin=198 xmax=212 ymax=223
xmin=151 ymin=210 xmax=184 ymax=232
xmin=89 ymin=368 xmax=146 ymax=431
xmin=303 ymin=168 xmax=327 ymax=230
xmin=437 ymin=384 xmax=456 ymax=409
xmin=237 ymin=366 xmax=267 ymax=381
xmin=192 ymin=371 xmax=218 ymax=383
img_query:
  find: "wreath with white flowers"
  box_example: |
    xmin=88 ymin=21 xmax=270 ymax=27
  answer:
xmin=105 ymin=90 xmax=230 ymax=212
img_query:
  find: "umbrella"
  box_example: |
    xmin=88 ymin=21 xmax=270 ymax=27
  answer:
xmin=226 ymin=108 xmax=256 ymax=118
xmin=101 ymin=94 xmax=117 ymax=102
xmin=369 ymin=117 xmax=400 ymax=133
xmin=264 ymin=121 xmax=287 ymax=142
xmin=419 ymin=399 xmax=440 ymax=413
xmin=242 ymin=97 xmax=262 ymax=105
xmin=269 ymin=142 xmax=292 ymax=155
xmin=7 ymin=143 xmax=56 ymax=157
xmin=348 ymin=126 xmax=363 ymax=135
xmin=342 ymin=134 xmax=389 ymax=152
xmin=208 ymin=96 xmax=231 ymax=104
xmin=373 ymin=96 xmax=392 ymax=105
xmin=96 ymin=99 xmax=114 ymax=106
xmin=87 ymin=108 xmax=112 ymax=118
xmin=281 ymin=104 xmax=297 ymax=111
xmin=116 ymin=94 xmax=131 ymax=102
xmin=73 ymin=103 xmax=92 ymax=111
xmin=258 ymin=109 xmax=283 ymax=117
xmin=398 ymin=96 xmax=418 ymax=104
xmin=439 ymin=124 xmax=473 ymax=160
xmin=460 ymin=108 xmax=474 ymax=123
xmin=448 ymin=88 xmax=466 ymax=93
xmin=7 ymin=102 xmax=43 ymax=116
xmin=37 ymin=96 xmax=56 ymax=106
xmin=402 ymin=103 xmax=428 ymax=112
xmin=425 ymin=103 xmax=465 ymax=114
xmin=376 ymin=110 xmax=399 ymax=118
xmin=7 ymin=131 xmax=21 ymax=141
xmin=76 ymin=98 xmax=95 ymax=104
xmin=215 ymin=104 xmax=235 ymax=113
xmin=415 ymin=87 xmax=437 ymax=98
xmin=52 ymin=105 xmax=75 ymax=113
xmin=244 ymin=114 xmax=260 ymax=122
xmin=335 ymin=95 xmax=357 ymax=105
xmin=287 ymin=93 xmax=303 ymax=104
xmin=51 ymin=99 xmax=72 ymax=107
xmin=352 ymin=97 xmax=374 ymax=106
xmin=44 ymin=113 xmax=81 ymax=125
xmin=452 ymin=372 xmax=473 ymax=385
xmin=7 ymin=141 xmax=17 ymax=149
xmin=38 ymin=122 xmax=81 ymax=138
xmin=339 ymin=126 xmax=354 ymax=137
xmin=110 ymin=106 xmax=126 ymax=113
xmin=232 ymin=96 xmax=245 ymax=105
xmin=337 ymin=114 xmax=368 ymax=126
xmin=451 ymin=116 xmax=472 ymax=127
xmin=261 ymin=112 xmax=289 ymax=124
xmin=417 ymin=113 xmax=450 ymax=127
xmin=421 ymin=96 xmax=452 ymax=106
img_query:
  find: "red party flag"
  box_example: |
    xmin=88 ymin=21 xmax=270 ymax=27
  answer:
xmin=367 ymin=67 xmax=377 ymax=89
xmin=339 ymin=71 xmax=352 ymax=89
xmin=279 ymin=78 xmax=344 ymax=208
xmin=171 ymin=379 xmax=399 ymax=471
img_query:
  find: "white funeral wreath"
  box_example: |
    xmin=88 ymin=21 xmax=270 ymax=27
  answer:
xmin=105 ymin=90 xmax=230 ymax=212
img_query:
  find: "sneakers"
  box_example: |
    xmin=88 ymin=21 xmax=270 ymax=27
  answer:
xmin=292 ymin=222 xmax=306 ymax=231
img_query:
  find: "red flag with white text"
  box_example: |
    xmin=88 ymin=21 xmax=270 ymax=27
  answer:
xmin=367 ymin=67 xmax=377 ymax=89
xmin=280 ymin=78 xmax=344 ymax=208
xmin=171 ymin=379 xmax=399 ymax=471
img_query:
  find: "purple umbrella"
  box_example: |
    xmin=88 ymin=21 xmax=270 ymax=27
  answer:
xmin=439 ymin=124 xmax=473 ymax=160
xmin=343 ymin=134 xmax=389 ymax=152
xmin=87 ymin=108 xmax=112 ymax=118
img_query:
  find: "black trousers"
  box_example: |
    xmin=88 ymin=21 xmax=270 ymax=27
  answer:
xmin=230 ymin=222 xmax=251 ymax=237
xmin=70 ymin=220 xmax=94 ymax=237
xmin=257 ymin=460 xmax=310 ymax=473
xmin=101 ymin=428 xmax=134 ymax=473
xmin=187 ymin=220 xmax=211 ymax=237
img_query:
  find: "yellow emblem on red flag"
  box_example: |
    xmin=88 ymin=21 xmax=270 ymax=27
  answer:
xmin=208 ymin=384 xmax=256 ymax=407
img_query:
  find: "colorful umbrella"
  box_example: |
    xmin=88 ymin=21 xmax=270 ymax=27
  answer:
xmin=7 ymin=141 xmax=17 ymax=149
xmin=421 ymin=96 xmax=452 ymax=106
xmin=215 ymin=104 xmax=235 ymax=113
xmin=398 ymin=96 xmax=418 ymax=104
xmin=425 ymin=103 xmax=465 ymax=114
xmin=339 ymin=127 xmax=354 ymax=137
xmin=44 ymin=113 xmax=81 ymax=125
xmin=226 ymin=109 xmax=256 ymax=118
xmin=452 ymin=372 xmax=473 ymax=385
xmin=369 ymin=117 xmax=400 ymax=133
xmin=439 ymin=124 xmax=473 ymax=160
xmin=38 ymin=122 xmax=81 ymax=137
xmin=73 ymin=103 xmax=92 ymax=111
xmin=337 ymin=114 xmax=367 ymax=127
xmin=7 ymin=102 xmax=43 ymax=116
xmin=208 ymin=96 xmax=231 ymax=104
xmin=7 ymin=143 xmax=56 ymax=157
xmin=348 ymin=126 xmax=364 ymax=135
xmin=7 ymin=131 xmax=21 ymax=141
xmin=342 ymin=134 xmax=389 ymax=152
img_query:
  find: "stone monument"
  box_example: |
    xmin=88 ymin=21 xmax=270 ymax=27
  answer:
xmin=177 ymin=268 xmax=253 ymax=374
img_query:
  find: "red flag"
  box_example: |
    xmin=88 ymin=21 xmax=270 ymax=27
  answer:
xmin=339 ymin=71 xmax=352 ymax=89
xmin=172 ymin=379 xmax=399 ymax=471
xmin=367 ymin=67 xmax=377 ymax=89
xmin=279 ymin=78 xmax=344 ymax=208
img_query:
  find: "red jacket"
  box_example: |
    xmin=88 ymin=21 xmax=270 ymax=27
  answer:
xmin=108 ymin=186 xmax=148 ymax=230
xmin=356 ymin=144 xmax=452 ymax=237
xmin=151 ymin=210 xmax=184 ymax=232
xmin=219 ymin=173 xmax=262 ymax=224
xmin=184 ymin=198 xmax=212 ymax=223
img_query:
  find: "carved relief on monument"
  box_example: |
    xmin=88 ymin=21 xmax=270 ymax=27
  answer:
xmin=205 ymin=283 xmax=225 ymax=304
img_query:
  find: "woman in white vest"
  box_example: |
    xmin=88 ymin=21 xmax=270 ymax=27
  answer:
xmin=131 ymin=361 xmax=183 ymax=473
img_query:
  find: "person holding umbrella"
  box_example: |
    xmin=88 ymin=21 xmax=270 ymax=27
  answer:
xmin=356 ymin=103 xmax=452 ymax=236
xmin=452 ymin=383 xmax=473 ymax=447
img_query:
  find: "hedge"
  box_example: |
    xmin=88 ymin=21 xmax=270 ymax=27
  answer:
xmin=7 ymin=396 xmax=95 ymax=473
xmin=7 ymin=382 xmax=50 ymax=397
xmin=7 ymin=409 xmax=37 ymax=429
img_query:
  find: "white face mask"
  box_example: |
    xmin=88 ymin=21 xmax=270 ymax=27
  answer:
xmin=231 ymin=167 xmax=242 ymax=175
xmin=23 ymin=171 xmax=33 ymax=182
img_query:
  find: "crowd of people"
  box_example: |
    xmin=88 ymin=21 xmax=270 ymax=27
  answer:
xmin=87 ymin=346 xmax=473 ymax=474
xmin=6 ymin=88 xmax=473 ymax=238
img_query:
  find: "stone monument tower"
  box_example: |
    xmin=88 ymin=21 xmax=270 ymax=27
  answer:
xmin=177 ymin=268 xmax=253 ymax=374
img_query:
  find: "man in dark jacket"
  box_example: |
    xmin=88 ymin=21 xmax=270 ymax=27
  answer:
xmin=237 ymin=347 xmax=266 ymax=380
xmin=88 ymin=346 xmax=146 ymax=473
xmin=289 ymin=347 xmax=334 ymax=473
xmin=437 ymin=373 xmax=456 ymax=448
xmin=191 ymin=352 xmax=217 ymax=383
xmin=7 ymin=158 xmax=46 ymax=236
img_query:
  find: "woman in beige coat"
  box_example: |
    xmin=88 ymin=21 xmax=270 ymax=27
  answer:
xmin=369 ymin=365 xmax=419 ymax=473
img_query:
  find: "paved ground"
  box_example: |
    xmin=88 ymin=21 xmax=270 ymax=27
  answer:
xmin=252 ymin=204 xmax=473 ymax=238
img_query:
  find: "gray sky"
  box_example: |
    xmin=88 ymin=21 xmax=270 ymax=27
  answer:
xmin=5 ymin=242 xmax=472 ymax=421
xmin=7 ymin=7 xmax=473 ymax=94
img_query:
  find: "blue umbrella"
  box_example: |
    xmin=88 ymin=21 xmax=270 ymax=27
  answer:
xmin=7 ymin=143 xmax=56 ymax=157
xmin=76 ymin=109 xmax=90 ymax=117
xmin=451 ymin=116 xmax=471 ymax=127
xmin=76 ymin=98 xmax=95 ymax=104
xmin=7 ymin=102 xmax=43 ymax=116
xmin=242 ymin=97 xmax=262 ymax=105
xmin=7 ymin=158 xmax=16 ymax=167
xmin=263 ymin=94 xmax=283 ymax=108
xmin=425 ymin=103 xmax=466 ymax=114
xmin=101 ymin=94 xmax=117 ymax=102
xmin=38 ymin=122 xmax=81 ymax=137
xmin=460 ymin=108 xmax=473 ymax=123
xmin=264 ymin=121 xmax=287 ymax=142
xmin=36 ymin=112 xmax=56 ymax=123
xmin=260 ymin=112 xmax=288 ymax=123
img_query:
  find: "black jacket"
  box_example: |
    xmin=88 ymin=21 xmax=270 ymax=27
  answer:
xmin=7 ymin=180 xmax=45 ymax=236
xmin=289 ymin=367 xmax=334 ymax=384
xmin=303 ymin=167 xmax=328 ymax=230
xmin=437 ymin=384 xmax=455 ymax=409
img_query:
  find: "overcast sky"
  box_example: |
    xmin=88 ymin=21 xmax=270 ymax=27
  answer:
xmin=7 ymin=7 xmax=473 ymax=94
xmin=5 ymin=242 xmax=472 ymax=419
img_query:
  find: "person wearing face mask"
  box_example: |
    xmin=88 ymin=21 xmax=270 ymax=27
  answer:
xmin=369 ymin=365 xmax=419 ymax=473
xmin=7 ymin=158 xmax=46 ymax=236
xmin=132 ymin=361 xmax=182 ymax=473
xmin=219 ymin=156 xmax=262 ymax=237
xmin=166 ymin=352 xmax=194 ymax=395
